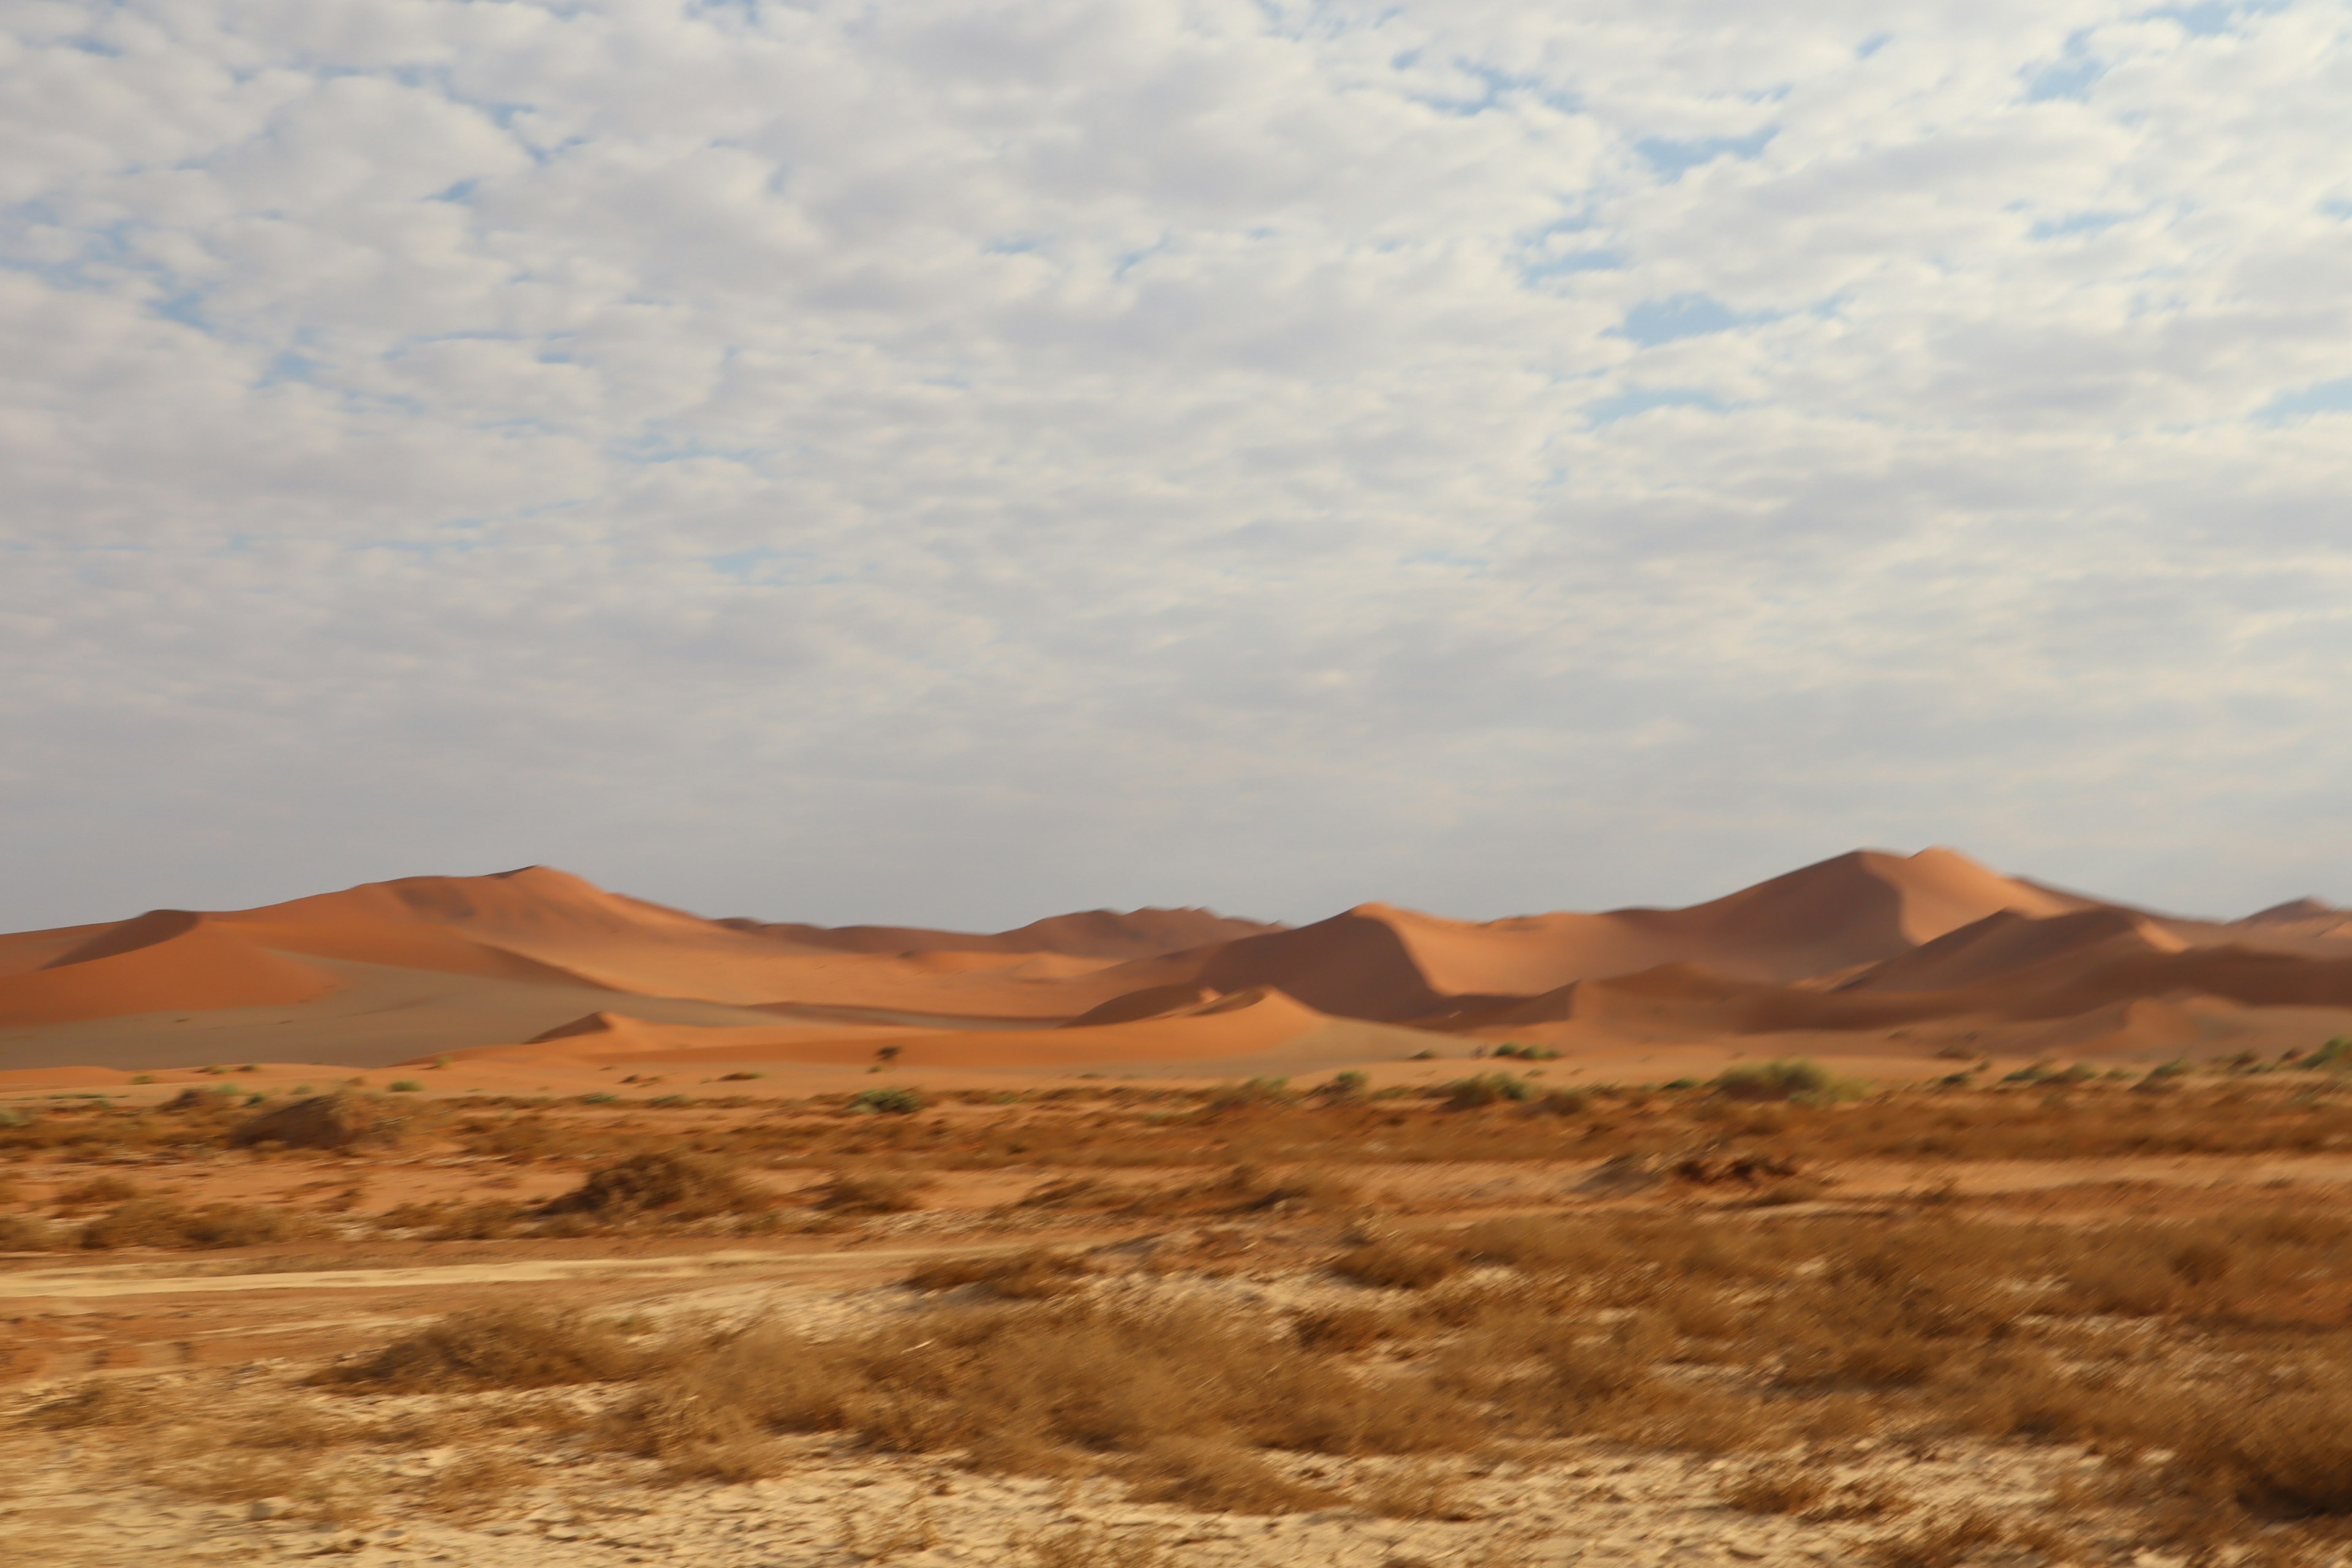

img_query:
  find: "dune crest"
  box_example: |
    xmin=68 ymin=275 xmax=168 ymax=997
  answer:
xmin=5 ymin=848 xmax=2348 ymax=1072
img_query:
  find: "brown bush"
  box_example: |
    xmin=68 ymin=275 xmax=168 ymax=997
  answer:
xmin=1356 ymin=1457 xmax=1471 ymax=1519
xmin=539 ymin=1151 xmax=773 ymax=1222
xmin=904 ymin=1248 xmax=1092 ymax=1300
xmin=26 ymin=1378 xmax=165 ymax=1429
xmin=1332 ymin=1240 xmax=1458 ymax=1291
xmin=55 ymin=1174 xmax=145 ymax=1207
xmin=1292 ymin=1305 xmax=1394 ymax=1352
xmin=609 ymin=1386 xmax=784 ymax=1482
xmin=230 ymin=1091 xmax=397 ymax=1150
xmin=816 ymin=1168 xmax=933 ymax=1213
xmin=322 ymin=1306 xmax=647 ymax=1392
xmin=1221 ymin=1163 xmax=1362 ymax=1213
xmin=1864 ymin=1510 xmax=2010 ymax=1568
xmin=2165 ymin=1374 xmax=2352 ymax=1517
xmin=1722 ymin=1461 xmax=1830 ymax=1514
xmin=1017 ymin=1521 xmax=1174 ymax=1568
xmin=0 ymin=1213 xmax=61 ymax=1250
xmin=78 ymin=1199 xmax=302 ymax=1250
xmin=1120 ymin=1436 xmax=1339 ymax=1513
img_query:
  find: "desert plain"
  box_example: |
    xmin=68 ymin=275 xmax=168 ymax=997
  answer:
xmin=6 ymin=848 xmax=2352 ymax=1567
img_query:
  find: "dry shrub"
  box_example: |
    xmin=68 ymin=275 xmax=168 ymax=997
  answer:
xmin=419 ymin=1449 xmax=534 ymax=1515
xmin=1865 ymin=1510 xmax=2010 ymax=1568
xmin=614 ymin=1385 xmax=786 ymax=1482
xmin=817 ymin=1168 xmax=933 ymax=1213
xmin=838 ymin=1500 xmax=939 ymax=1558
xmin=627 ymin=1297 xmax=1476 ymax=1474
xmin=1722 ymin=1461 xmax=1830 ymax=1514
xmin=1453 ymin=1216 xmax=1622 ymax=1275
xmin=1333 ymin=1240 xmax=1458 ymax=1291
xmin=78 ymin=1198 xmax=303 ymax=1250
xmin=26 ymin=1378 xmax=165 ymax=1429
xmin=1805 ymin=1479 xmax=1911 ymax=1521
xmin=540 ymin=1150 xmax=773 ymax=1222
xmin=1356 ymin=1457 xmax=1471 ymax=1519
xmin=1938 ymin=1350 xmax=2157 ymax=1447
xmin=1017 ymin=1521 xmax=1174 ymax=1568
xmin=1222 ymin=1163 xmax=1362 ymax=1213
xmin=0 ymin=1213 xmax=60 ymax=1250
xmin=1766 ymin=1229 xmax=2018 ymax=1389
xmin=322 ymin=1306 xmax=646 ymax=1392
xmin=1292 ymin=1305 xmax=1394 ymax=1352
xmin=230 ymin=1091 xmax=397 ymax=1150
xmin=1018 ymin=1177 xmax=1126 ymax=1209
xmin=1120 ymin=1436 xmax=1338 ymax=1513
xmin=2164 ymin=1374 xmax=2352 ymax=1517
xmin=905 ymin=1248 xmax=1093 ymax=1300
xmin=55 ymin=1174 xmax=145 ymax=1207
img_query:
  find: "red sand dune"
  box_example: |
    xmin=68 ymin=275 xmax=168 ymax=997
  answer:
xmin=726 ymin=907 xmax=1284 ymax=960
xmin=0 ymin=913 xmax=339 ymax=1029
xmin=4 ymin=848 xmax=2348 ymax=1072
xmin=439 ymin=987 xmax=1336 ymax=1072
xmin=1199 ymin=849 xmax=2094 ymax=1022
xmin=1839 ymin=907 xmax=2188 ymax=993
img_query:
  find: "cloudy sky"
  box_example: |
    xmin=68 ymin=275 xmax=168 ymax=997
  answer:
xmin=4 ymin=0 xmax=2350 ymax=933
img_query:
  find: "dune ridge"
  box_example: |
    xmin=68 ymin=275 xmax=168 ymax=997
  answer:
xmin=2 ymin=847 xmax=2347 ymax=1072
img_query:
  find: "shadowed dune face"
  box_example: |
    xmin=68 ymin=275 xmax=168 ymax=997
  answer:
xmin=727 ymin=907 xmax=1286 ymax=960
xmin=1 ymin=847 xmax=2349 ymax=1074
xmin=0 ymin=919 xmax=339 ymax=1030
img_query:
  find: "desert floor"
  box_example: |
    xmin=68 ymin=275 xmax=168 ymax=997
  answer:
xmin=6 ymin=1061 xmax=2352 ymax=1568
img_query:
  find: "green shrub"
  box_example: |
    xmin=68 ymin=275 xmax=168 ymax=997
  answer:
xmin=2304 ymin=1037 xmax=2352 ymax=1071
xmin=1205 ymin=1078 xmax=1294 ymax=1114
xmin=388 ymin=1080 xmax=424 ymax=1093
xmin=850 ymin=1086 xmax=927 ymax=1115
xmin=1439 ymin=1073 xmax=1532 ymax=1109
xmin=1713 ymin=1059 xmax=1860 ymax=1104
xmin=1315 ymin=1071 xmax=1369 ymax=1100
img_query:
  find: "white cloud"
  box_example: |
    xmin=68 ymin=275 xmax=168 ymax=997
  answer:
xmin=2 ymin=0 xmax=2350 ymax=932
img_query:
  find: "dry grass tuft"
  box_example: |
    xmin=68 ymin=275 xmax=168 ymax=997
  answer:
xmin=539 ymin=1150 xmax=774 ymax=1222
xmin=1332 ymin=1240 xmax=1458 ymax=1290
xmin=816 ymin=1167 xmax=934 ymax=1213
xmin=25 ymin=1378 xmax=167 ymax=1429
xmin=230 ymin=1091 xmax=398 ymax=1150
xmin=1721 ymin=1461 xmax=1830 ymax=1514
xmin=1120 ymin=1436 xmax=1340 ymax=1513
xmin=54 ymin=1174 xmax=146 ymax=1207
xmin=321 ymin=1305 xmax=647 ymax=1392
xmin=837 ymin=1499 xmax=940 ymax=1558
xmin=1864 ymin=1510 xmax=2011 ymax=1568
xmin=1017 ymin=1521 xmax=1175 ymax=1568
xmin=1292 ymin=1305 xmax=1395 ymax=1352
xmin=1356 ymin=1457 xmax=1472 ymax=1519
xmin=2163 ymin=1375 xmax=2352 ymax=1517
xmin=78 ymin=1197 xmax=304 ymax=1250
xmin=905 ymin=1248 xmax=1093 ymax=1299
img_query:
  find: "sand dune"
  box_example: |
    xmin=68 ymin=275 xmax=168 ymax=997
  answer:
xmin=443 ymin=986 xmax=1336 ymax=1073
xmin=1841 ymin=907 xmax=2188 ymax=993
xmin=3 ymin=848 xmax=2348 ymax=1075
xmin=726 ymin=907 xmax=1284 ymax=960
xmin=1199 ymin=849 xmax=2092 ymax=1022
xmin=0 ymin=916 xmax=339 ymax=1029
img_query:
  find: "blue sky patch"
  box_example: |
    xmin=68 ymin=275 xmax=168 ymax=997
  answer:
xmin=2256 ymin=376 xmax=2352 ymax=422
xmin=1615 ymin=295 xmax=1759 ymax=345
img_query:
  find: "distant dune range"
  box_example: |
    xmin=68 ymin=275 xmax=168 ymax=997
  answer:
xmin=3 ymin=851 xmax=2350 ymax=1075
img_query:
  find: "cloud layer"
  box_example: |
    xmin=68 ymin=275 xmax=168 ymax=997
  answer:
xmin=4 ymin=0 xmax=2350 ymax=930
